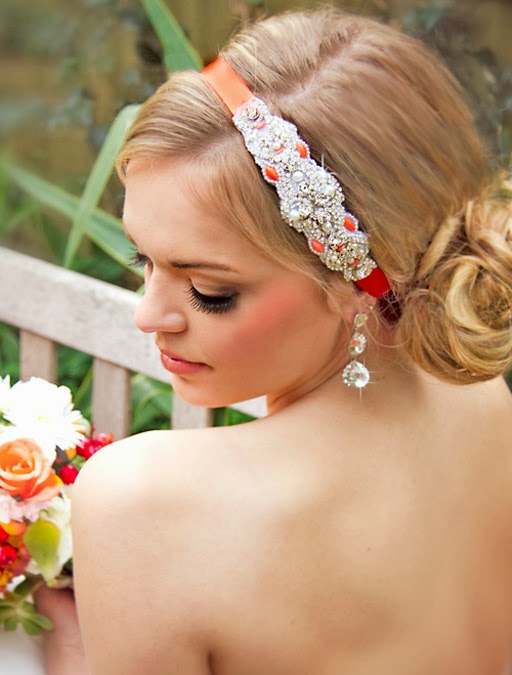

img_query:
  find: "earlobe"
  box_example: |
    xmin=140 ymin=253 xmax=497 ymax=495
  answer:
xmin=325 ymin=282 xmax=376 ymax=324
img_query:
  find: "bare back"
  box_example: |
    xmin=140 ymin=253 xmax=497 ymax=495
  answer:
xmin=163 ymin=376 xmax=512 ymax=675
xmin=75 ymin=375 xmax=512 ymax=675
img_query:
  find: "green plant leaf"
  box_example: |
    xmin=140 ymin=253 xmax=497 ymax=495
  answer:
xmin=3 ymin=616 xmax=18 ymax=631
xmin=64 ymin=104 xmax=140 ymax=267
xmin=22 ymin=618 xmax=43 ymax=635
xmin=0 ymin=606 xmax=14 ymax=621
xmin=12 ymin=576 xmax=40 ymax=598
xmin=6 ymin=164 xmax=142 ymax=276
xmin=22 ymin=609 xmax=53 ymax=635
xmin=131 ymin=374 xmax=171 ymax=433
xmin=141 ymin=0 xmax=202 ymax=71
xmin=23 ymin=520 xmax=60 ymax=582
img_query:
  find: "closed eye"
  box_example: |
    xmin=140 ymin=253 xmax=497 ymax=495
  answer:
xmin=188 ymin=286 xmax=238 ymax=315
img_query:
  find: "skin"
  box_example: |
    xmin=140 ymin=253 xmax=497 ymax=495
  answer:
xmin=34 ymin=586 xmax=87 ymax=675
xmin=123 ymin=159 xmax=356 ymax=413
xmin=45 ymin=159 xmax=512 ymax=674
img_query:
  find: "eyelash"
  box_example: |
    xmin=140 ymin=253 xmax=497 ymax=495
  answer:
xmin=187 ymin=287 xmax=237 ymax=315
xmin=129 ymin=251 xmax=149 ymax=268
xmin=128 ymin=250 xmax=237 ymax=315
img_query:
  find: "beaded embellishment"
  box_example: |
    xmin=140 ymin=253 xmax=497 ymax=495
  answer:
xmin=232 ymin=97 xmax=377 ymax=283
xmin=202 ymin=56 xmax=391 ymax=297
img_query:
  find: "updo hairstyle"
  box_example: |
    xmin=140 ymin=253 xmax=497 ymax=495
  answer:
xmin=118 ymin=9 xmax=512 ymax=385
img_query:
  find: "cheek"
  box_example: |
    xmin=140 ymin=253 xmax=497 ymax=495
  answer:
xmin=222 ymin=286 xmax=310 ymax=355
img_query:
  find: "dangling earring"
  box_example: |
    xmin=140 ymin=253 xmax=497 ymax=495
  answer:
xmin=342 ymin=313 xmax=370 ymax=388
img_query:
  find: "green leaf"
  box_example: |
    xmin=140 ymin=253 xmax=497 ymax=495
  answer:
xmin=64 ymin=104 xmax=141 ymax=267
xmin=4 ymin=616 xmax=18 ymax=631
xmin=6 ymin=163 xmax=142 ymax=276
xmin=23 ymin=520 xmax=60 ymax=582
xmin=0 ymin=606 xmax=14 ymax=621
xmin=131 ymin=374 xmax=172 ymax=433
xmin=12 ymin=576 xmax=39 ymax=598
xmin=22 ymin=610 xmax=53 ymax=635
xmin=22 ymin=619 xmax=43 ymax=635
xmin=141 ymin=0 xmax=202 ymax=71
xmin=8 ymin=163 xmax=78 ymax=220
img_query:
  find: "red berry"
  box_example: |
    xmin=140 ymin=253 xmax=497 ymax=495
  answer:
xmin=59 ymin=465 xmax=79 ymax=485
xmin=0 ymin=526 xmax=9 ymax=545
xmin=0 ymin=544 xmax=18 ymax=567
xmin=93 ymin=433 xmax=114 ymax=449
xmin=76 ymin=438 xmax=96 ymax=460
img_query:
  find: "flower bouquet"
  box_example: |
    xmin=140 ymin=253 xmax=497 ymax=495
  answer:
xmin=0 ymin=376 xmax=113 ymax=634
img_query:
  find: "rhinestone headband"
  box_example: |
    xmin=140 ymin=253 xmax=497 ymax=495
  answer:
xmin=202 ymin=57 xmax=391 ymax=298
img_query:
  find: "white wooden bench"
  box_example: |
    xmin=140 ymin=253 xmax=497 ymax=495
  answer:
xmin=0 ymin=246 xmax=265 ymax=438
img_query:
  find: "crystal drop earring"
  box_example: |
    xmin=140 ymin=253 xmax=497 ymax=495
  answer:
xmin=342 ymin=312 xmax=370 ymax=388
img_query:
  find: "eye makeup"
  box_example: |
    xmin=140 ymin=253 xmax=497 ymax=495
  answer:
xmin=128 ymin=249 xmax=238 ymax=315
xmin=187 ymin=286 xmax=238 ymax=315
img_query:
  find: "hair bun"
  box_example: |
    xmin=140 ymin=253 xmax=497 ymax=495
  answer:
xmin=398 ymin=180 xmax=512 ymax=384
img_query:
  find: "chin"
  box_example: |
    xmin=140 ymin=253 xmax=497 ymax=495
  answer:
xmin=171 ymin=378 xmax=260 ymax=410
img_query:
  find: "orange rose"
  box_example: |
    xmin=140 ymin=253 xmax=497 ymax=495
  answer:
xmin=0 ymin=438 xmax=61 ymax=502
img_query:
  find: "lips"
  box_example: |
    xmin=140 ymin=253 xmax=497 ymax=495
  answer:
xmin=158 ymin=349 xmax=206 ymax=376
xmin=160 ymin=350 xmax=201 ymax=365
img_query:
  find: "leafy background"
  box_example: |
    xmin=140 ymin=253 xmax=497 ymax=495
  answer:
xmin=0 ymin=0 xmax=511 ymax=431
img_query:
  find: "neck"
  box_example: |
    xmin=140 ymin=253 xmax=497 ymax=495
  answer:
xmin=265 ymin=321 xmax=420 ymax=416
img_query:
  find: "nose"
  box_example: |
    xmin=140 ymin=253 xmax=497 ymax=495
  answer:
xmin=134 ymin=275 xmax=187 ymax=334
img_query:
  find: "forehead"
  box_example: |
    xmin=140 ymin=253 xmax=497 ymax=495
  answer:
xmin=123 ymin=158 xmax=263 ymax=266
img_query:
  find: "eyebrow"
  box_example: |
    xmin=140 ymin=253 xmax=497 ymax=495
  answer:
xmin=123 ymin=224 xmax=240 ymax=275
xmin=170 ymin=260 xmax=240 ymax=274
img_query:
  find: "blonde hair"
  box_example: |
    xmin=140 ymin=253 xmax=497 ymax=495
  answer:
xmin=118 ymin=8 xmax=512 ymax=385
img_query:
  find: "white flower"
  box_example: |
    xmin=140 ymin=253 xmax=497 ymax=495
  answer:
xmin=3 ymin=378 xmax=87 ymax=452
xmin=0 ymin=490 xmax=49 ymax=523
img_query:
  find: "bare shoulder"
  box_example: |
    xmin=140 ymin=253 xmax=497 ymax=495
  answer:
xmin=74 ymin=426 xmax=236 ymax=509
xmin=71 ymin=425 xmax=244 ymax=675
xmin=72 ymin=425 xmax=243 ymax=565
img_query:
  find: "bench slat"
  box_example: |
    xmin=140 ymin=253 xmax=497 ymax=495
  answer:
xmin=172 ymin=394 xmax=214 ymax=429
xmin=20 ymin=331 xmax=58 ymax=383
xmin=92 ymin=358 xmax=132 ymax=439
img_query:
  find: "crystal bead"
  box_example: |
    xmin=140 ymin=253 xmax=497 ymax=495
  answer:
xmin=289 ymin=205 xmax=301 ymax=221
xmin=296 ymin=141 xmax=308 ymax=158
xmin=247 ymin=108 xmax=261 ymax=121
xmin=348 ymin=331 xmax=366 ymax=356
xmin=342 ymin=360 xmax=370 ymax=388
xmin=315 ymin=209 xmax=326 ymax=223
xmin=354 ymin=313 xmax=368 ymax=329
xmin=311 ymin=239 xmax=324 ymax=253
xmin=265 ymin=166 xmax=279 ymax=181
xmin=344 ymin=216 xmax=357 ymax=232
xmin=300 ymin=202 xmax=312 ymax=217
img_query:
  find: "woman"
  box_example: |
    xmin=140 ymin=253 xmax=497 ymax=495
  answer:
xmin=46 ymin=8 xmax=512 ymax=674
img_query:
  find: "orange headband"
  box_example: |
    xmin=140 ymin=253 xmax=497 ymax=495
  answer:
xmin=202 ymin=57 xmax=391 ymax=298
